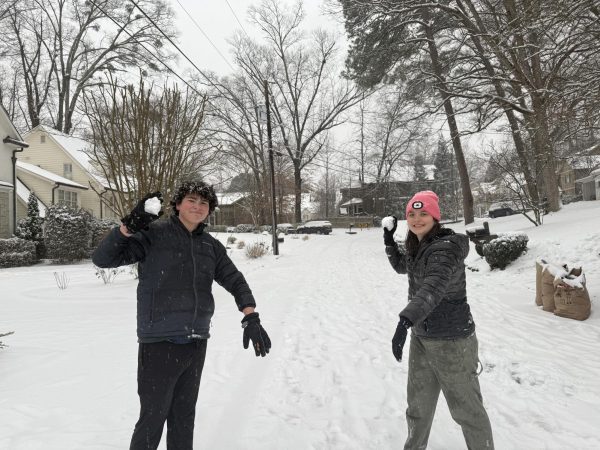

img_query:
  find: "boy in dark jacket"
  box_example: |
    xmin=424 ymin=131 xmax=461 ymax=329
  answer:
xmin=383 ymin=191 xmax=493 ymax=450
xmin=93 ymin=181 xmax=271 ymax=450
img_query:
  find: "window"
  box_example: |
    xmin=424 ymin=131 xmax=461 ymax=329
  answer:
xmin=58 ymin=189 xmax=78 ymax=208
xmin=63 ymin=163 xmax=73 ymax=179
xmin=40 ymin=135 xmax=46 ymax=143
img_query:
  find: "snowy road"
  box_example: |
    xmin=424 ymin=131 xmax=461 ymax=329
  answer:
xmin=1 ymin=203 xmax=600 ymax=449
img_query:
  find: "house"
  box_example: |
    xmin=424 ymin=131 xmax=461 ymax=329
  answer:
xmin=0 ymin=104 xmax=28 ymax=238
xmin=18 ymin=125 xmax=121 ymax=220
xmin=214 ymin=192 xmax=253 ymax=226
xmin=338 ymin=165 xmax=437 ymax=217
xmin=557 ymin=151 xmax=600 ymax=197
xmin=575 ymin=168 xmax=600 ymax=201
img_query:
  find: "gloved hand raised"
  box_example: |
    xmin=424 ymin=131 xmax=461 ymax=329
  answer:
xmin=382 ymin=215 xmax=398 ymax=246
xmin=242 ymin=312 xmax=271 ymax=357
xmin=121 ymin=191 xmax=164 ymax=234
xmin=392 ymin=316 xmax=413 ymax=362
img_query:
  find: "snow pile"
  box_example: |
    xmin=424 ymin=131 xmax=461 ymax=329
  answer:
xmin=1 ymin=200 xmax=600 ymax=449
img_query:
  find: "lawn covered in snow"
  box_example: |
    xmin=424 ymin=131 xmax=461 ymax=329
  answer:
xmin=1 ymin=200 xmax=599 ymax=449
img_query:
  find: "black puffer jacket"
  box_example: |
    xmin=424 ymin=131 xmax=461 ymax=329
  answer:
xmin=92 ymin=215 xmax=256 ymax=341
xmin=386 ymin=228 xmax=475 ymax=339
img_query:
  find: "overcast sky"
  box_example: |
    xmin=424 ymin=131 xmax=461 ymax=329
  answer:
xmin=170 ymin=0 xmax=346 ymax=77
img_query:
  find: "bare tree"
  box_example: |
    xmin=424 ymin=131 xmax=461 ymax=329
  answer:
xmin=0 ymin=0 xmax=175 ymax=134
xmin=231 ymin=0 xmax=365 ymax=222
xmin=341 ymin=0 xmax=477 ymax=223
xmin=82 ymin=75 xmax=212 ymax=215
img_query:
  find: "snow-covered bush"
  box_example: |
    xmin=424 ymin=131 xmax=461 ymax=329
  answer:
xmin=483 ymin=232 xmax=529 ymax=270
xmin=245 ymin=241 xmax=269 ymax=258
xmin=45 ymin=205 xmax=92 ymax=263
xmin=236 ymin=240 xmax=246 ymax=249
xmin=227 ymin=235 xmax=237 ymax=245
xmin=15 ymin=192 xmax=45 ymax=259
xmin=90 ymin=217 xmax=119 ymax=249
xmin=235 ymin=224 xmax=255 ymax=233
xmin=0 ymin=237 xmax=36 ymax=268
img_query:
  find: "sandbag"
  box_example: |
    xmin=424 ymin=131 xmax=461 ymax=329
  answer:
xmin=553 ymin=268 xmax=591 ymax=321
xmin=535 ymin=259 xmax=545 ymax=306
xmin=541 ymin=264 xmax=563 ymax=312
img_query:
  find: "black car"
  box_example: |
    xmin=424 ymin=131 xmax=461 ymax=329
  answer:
xmin=295 ymin=220 xmax=332 ymax=235
xmin=488 ymin=202 xmax=516 ymax=218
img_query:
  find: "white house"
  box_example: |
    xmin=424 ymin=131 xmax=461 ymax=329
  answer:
xmin=19 ymin=125 xmax=121 ymax=220
xmin=0 ymin=104 xmax=28 ymax=238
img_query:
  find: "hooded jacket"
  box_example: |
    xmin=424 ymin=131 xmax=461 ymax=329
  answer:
xmin=92 ymin=215 xmax=256 ymax=341
xmin=386 ymin=228 xmax=475 ymax=339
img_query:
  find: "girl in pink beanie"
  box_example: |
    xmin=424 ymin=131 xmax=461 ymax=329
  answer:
xmin=382 ymin=191 xmax=494 ymax=449
xmin=405 ymin=190 xmax=441 ymax=222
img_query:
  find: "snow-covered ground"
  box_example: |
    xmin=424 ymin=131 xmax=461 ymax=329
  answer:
xmin=1 ymin=201 xmax=599 ymax=449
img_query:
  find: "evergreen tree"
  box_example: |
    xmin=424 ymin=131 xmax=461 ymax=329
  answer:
xmin=16 ymin=192 xmax=45 ymax=258
xmin=413 ymin=154 xmax=427 ymax=182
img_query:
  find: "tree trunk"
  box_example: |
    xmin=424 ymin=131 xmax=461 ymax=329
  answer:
xmin=422 ymin=15 xmax=474 ymax=224
xmin=294 ymin=165 xmax=302 ymax=223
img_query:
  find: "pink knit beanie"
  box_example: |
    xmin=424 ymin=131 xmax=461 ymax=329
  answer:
xmin=405 ymin=191 xmax=441 ymax=221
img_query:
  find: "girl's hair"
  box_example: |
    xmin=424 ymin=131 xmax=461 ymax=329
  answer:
xmin=405 ymin=221 xmax=443 ymax=256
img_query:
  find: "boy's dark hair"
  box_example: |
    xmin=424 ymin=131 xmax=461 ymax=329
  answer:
xmin=170 ymin=181 xmax=218 ymax=215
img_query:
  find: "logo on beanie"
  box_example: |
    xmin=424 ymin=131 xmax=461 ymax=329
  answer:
xmin=412 ymin=201 xmax=424 ymax=209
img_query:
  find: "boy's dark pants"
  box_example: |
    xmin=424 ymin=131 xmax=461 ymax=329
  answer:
xmin=130 ymin=340 xmax=208 ymax=450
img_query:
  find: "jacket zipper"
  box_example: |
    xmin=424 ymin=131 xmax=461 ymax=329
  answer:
xmin=189 ymin=231 xmax=200 ymax=337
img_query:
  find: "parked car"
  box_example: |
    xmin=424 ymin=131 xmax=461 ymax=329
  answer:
xmin=488 ymin=202 xmax=516 ymax=218
xmin=295 ymin=220 xmax=332 ymax=235
xmin=276 ymin=223 xmax=294 ymax=234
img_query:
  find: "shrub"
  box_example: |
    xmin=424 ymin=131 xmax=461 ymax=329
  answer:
xmin=90 ymin=217 xmax=119 ymax=249
xmin=245 ymin=241 xmax=269 ymax=258
xmin=483 ymin=232 xmax=529 ymax=270
xmin=45 ymin=205 xmax=92 ymax=263
xmin=302 ymin=235 xmax=310 ymax=241
xmin=235 ymin=224 xmax=255 ymax=233
xmin=0 ymin=237 xmax=36 ymax=268
xmin=236 ymin=240 xmax=246 ymax=249
xmin=95 ymin=265 xmax=122 ymax=284
xmin=0 ymin=331 xmax=15 ymax=349
xmin=227 ymin=235 xmax=237 ymax=245
xmin=54 ymin=271 xmax=70 ymax=289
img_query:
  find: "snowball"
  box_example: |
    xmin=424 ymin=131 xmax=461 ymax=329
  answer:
xmin=382 ymin=216 xmax=396 ymax=231
xmin=144 ymin=197 xmax=162 ymax=215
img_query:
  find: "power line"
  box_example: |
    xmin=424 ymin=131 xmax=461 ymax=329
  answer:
xmin=174 ymin=0 xmax=236 ymax=72
xmin=224 ymin=0 xmax=252 ymax=40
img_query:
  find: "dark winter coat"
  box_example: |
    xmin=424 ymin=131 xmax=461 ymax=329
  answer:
xmin=386 ymin=228 xmax=475 ymax=339
xmin=92 ymin=215 xmax=256 ymax=341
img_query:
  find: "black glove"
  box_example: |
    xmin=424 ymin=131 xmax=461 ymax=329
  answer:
xmin=121 ymin=191 xmax=164 ymax=234
xmin=383 ymin=215 xmax=398 ymax=246
xmin=392 ymin=316 xmax=413 ymax=362
xmin=242 ymin=312 xmax=271 ymax=357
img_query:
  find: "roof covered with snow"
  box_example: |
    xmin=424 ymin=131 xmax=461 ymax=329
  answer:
xmin=17 ymin=160 xmax=87 ymax=189
xmin=26 ymin=125 xmax=110 ymax=189
xmin=217 ymin=192 xmax=247 ymax=206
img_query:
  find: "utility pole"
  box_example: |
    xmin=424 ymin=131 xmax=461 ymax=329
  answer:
xmin=264 ymin=80 xmax=279 ymax=255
